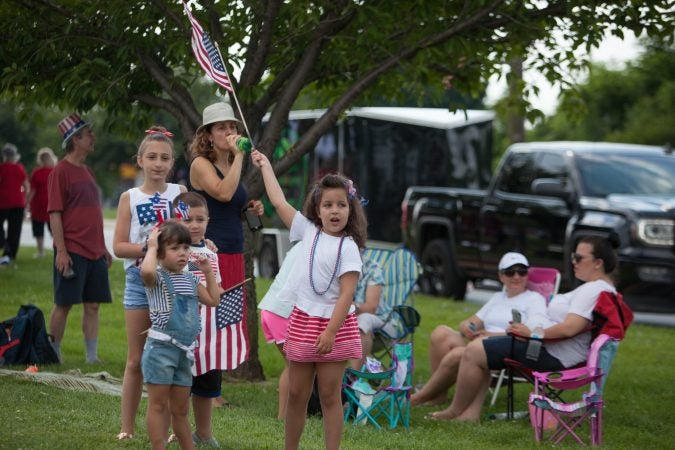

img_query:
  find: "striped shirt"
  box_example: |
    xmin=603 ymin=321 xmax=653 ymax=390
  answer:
xmin=146 ymin=270 xmax=202 ymax=330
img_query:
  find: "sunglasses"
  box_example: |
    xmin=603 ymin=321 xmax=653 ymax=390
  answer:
xmin=501 ymin=268 xmax=528 ymax=277
xmin=571 ymin=253 xmax=592 ymax=264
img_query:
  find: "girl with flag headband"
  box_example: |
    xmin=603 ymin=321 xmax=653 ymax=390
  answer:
xmin=112 ymin=126 xmax=187 ymax=441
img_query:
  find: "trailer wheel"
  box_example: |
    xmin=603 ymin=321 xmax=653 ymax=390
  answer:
xmin=420 ymin=239 xmax=467 ymax=300
xmin=258 ymin=239 xmax=279 ymax=279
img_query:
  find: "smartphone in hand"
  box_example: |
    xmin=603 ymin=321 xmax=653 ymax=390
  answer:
xmin=511 ymin=309 xmax=522 ymax=324
xmin=243 ymin=207 xmax=263 ymax=231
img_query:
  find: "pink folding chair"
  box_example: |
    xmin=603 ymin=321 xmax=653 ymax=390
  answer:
xmin=529 ymin=334 xmax=619 ymax=446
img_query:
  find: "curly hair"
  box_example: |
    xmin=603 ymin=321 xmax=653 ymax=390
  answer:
xmin=302 ymin=173 xmax=368 ymax=248
xmin=189 ymin=126 xmax=236 ymax=165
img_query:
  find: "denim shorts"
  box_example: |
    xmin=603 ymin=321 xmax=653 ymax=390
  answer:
xmin=142 ymin=338 xmax=193 ymax=387
xmin=123 ymin=266 xmax=148 ymax=310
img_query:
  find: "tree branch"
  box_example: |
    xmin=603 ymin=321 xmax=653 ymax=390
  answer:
xmin=240 ymin=0 xmax=283 ymax=87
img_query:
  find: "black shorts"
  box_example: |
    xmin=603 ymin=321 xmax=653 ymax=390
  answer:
xmin=53 ymin=252 xmax=112 ymax=306
xmin=31 ymin=219 xmax=51 ymax=238
xmin=191 ymin=369 xmax=222 ymax=398
xmin=483 ymin=336 xmax=565 ymax=372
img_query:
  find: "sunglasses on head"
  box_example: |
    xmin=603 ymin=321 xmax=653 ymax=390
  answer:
xmin=571 ymin=253 xmax=592 ymax=264
xmin=501 ymin=267 xmax=528 ymax=277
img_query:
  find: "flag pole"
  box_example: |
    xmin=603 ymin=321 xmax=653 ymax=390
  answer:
xmin=213 ymin=42 xmax=256 ymax=148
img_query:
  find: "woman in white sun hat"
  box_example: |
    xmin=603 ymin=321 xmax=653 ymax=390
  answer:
xmin=187 ymin=98 xmax=264 ymax=445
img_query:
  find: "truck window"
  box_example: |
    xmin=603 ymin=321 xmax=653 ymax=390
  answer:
xmin=534 ymin=152 xmax=569 ymax=189
xmin=495 ymin=151 xmax=536 ymax=194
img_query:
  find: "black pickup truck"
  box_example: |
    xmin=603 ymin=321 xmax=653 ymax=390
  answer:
xmin=401 ymin=141 xmax=675 ymax=313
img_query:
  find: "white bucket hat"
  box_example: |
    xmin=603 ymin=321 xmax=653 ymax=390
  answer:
xmin=196 ymin=98 xmax=241 ymax=134
xmin=498 ymin=252 xmax=529 ymax=270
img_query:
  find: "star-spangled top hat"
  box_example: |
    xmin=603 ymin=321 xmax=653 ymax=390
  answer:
xmin=57 ymin=113 xmax=92 ymax=149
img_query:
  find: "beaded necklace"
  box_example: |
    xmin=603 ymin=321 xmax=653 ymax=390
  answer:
xmin=309 ymin=228 xmax=345 ymax=296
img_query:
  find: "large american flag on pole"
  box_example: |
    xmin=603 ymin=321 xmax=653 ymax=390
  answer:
xmin=188 ymin=246 xmax=249 ymax=375
xmin=182 ymin=1 xmax=233 ymax=93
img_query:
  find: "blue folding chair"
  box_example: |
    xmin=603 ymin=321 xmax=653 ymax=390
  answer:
xmin=362 ymin=247 xmax=421 ymax=360
xmin=342 ymin=342 xmax=414 ymax=429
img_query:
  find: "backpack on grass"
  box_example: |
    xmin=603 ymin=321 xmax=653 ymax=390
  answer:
xmin=0 ymin=304 xmax=60 ymax=366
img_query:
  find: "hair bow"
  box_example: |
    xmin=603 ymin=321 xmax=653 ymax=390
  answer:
xmin=145 ymin=129 xmax=174 ymax=137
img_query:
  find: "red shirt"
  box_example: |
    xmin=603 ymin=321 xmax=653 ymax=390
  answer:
xmin=30 ymin=166 xmax=53 ymax=222
xmin=47 ymin=160 xmax=107 ymax=260
xmin=0 ymin=162 xmax=27 ymax=209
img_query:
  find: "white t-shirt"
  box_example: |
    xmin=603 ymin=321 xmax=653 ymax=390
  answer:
xmin=258 ymin=243 xmax=301 ymax=318
xmin=545 ymin=279 xmax=615 ymax=367
xmin=123 ymin=184 xmax=182 ymax=270
xmin=289 ymin=212 xmax=362 ymax=319
xmin=476 ymin=290 xmax=547 ymax=333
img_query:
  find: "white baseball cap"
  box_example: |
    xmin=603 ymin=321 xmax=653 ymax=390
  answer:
xmin=498 ymin=252 xmax=529 ymax=270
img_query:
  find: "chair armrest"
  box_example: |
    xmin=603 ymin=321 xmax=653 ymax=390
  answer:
xmin=531 ymin=368 xmax=603 ymax=390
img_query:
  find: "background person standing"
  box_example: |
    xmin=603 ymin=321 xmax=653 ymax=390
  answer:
xmin=47 ymin=114 xmax=112 ymax=363
xmin=0 ymin=143 xmax=29 ymax=266
xmin=26 ymin=147 xmax=57 ymax=258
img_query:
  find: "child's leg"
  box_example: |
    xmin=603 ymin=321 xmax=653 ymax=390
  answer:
xmin=170 ymin=385 xmax=195 ymax=450
xmin=316 ymin=361 xmax=347 ymax=450
xmin=276 ymin=343 xmax=290 ymax=420
xmin=146 ymin=383 xmax=171 ymax=450
xmin=192 ymin=369 xmax=221 ymax=440
xmin=119 ymin=308 xmax=150 ymax=435
xmin=284 ymin=361 xmax=315 ymax=450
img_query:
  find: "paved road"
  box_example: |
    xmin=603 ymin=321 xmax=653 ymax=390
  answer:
xmin=16 ymin=217 xmax=118 ymax=259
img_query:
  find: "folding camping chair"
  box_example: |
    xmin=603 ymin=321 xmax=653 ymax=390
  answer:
xmin=529 ymin=333 xmax=619 ymax=446
xmin=360 ymin=247 xmax=421 ymax=361
xmin=489 ymin=267 xmax=560 ymax=412
xmin=502 ymin=290 xmax=633 ymax=421
xmin=342 ymin=342 xmax=414 ymax=429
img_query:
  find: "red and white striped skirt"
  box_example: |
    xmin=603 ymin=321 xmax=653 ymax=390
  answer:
xmin=283 ymin=307 xmax=362 ymax=362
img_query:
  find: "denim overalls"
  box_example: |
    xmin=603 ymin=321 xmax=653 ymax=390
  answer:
xmin=141 ymin=270 xmax=200 ymax=386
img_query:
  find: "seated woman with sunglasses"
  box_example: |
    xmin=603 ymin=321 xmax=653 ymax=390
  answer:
xmin=428 ymin=236 xmax=617 ymax=421
xmin=411 ymin=252 xmax=547 ymax=406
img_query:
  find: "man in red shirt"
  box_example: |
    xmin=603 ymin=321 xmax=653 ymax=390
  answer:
xmin=48 ymin=114 xmax=112 ymax=363
xmin=0 ymin=143 xmax=29 ymax=266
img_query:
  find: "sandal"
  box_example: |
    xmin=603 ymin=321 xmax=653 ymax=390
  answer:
xmin=116 ymin=432 xmax=134 ymax=440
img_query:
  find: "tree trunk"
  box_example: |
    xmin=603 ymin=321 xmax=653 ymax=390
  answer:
xmin=226 ymin=227 xmax=266 ymax=381
xmin=507 ymin=57 xmax=526 ymax=144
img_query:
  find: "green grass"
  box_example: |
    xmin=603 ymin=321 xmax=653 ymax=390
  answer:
xmin=1 ymin=251 xmax=674 ymax=449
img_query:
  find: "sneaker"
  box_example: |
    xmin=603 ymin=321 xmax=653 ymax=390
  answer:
xmin=192 ymin=432 xmax=220 ymax=448
xmin=0 ymin=256 xmax=11 ymax=266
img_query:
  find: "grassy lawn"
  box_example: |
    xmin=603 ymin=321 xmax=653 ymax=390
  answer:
xmin=1 ymin=251 xmax=674 ymax=449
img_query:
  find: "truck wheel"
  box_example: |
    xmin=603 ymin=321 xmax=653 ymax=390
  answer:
xmin=420 ymin=239 xmax=467 ymax=300
xmin=258 ymin=240 xmax=279 ymax=279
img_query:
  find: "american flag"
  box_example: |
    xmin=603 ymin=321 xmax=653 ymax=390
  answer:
xmin=190 ymin=249 xmax=249 ymax=375
xmin=136 ymin=195 xmax=169 ymax=226
xmin=182 ymin=1 xmax=233 ymax=92
xmin=216 ymin=286 xmax=244 ymax=329
xmin=150 ymin=192 xmax=170 ymax=224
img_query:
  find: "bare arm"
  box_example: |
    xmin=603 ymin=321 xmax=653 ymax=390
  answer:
xmin=50 ymin=211 xmax=71 ymax=275
xmin=250 ymin=150 xmax=296 ymax=228
xmin=195 ymin=255 xmax=220 ymax=306
xmin=189 ymin=148 xmax=244 ymax=202
xmin=112 ymin=191 xmax=145 ymax=259
xmin=139 ymin=228 xmax=160 ymax=287
xmin=315 ymin=271 xmax=359 ymax=354
xmin=356 ymin=283 xmax=382 ymax=314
